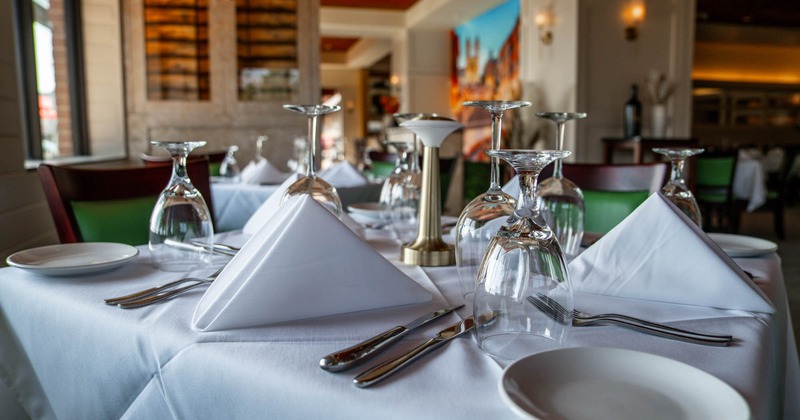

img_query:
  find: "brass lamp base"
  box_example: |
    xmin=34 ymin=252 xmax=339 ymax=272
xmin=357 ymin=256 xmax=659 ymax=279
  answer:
xmin=401 ymin=242 xmax=455 ymax=266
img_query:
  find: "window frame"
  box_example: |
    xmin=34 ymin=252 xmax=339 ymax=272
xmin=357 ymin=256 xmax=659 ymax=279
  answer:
xmin=13 ymin=0 xmax=90 ymax=161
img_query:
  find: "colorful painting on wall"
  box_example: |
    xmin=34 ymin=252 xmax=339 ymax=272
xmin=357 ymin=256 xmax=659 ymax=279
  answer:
xmin=450 ymin=0 xmax=521 ymax=163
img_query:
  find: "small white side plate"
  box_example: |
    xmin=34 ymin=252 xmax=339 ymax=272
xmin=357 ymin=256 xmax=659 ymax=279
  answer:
xmin=708 ymin=233 xmax=778 ymax=257
xmin=7 ymin=242 xmax=139 ymax=276
xmin=500 ymin=347 xmax=749 ymax=420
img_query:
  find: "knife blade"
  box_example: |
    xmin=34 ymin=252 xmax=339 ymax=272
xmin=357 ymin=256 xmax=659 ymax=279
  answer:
xmin=352 ymin=315 xmax=476 ymax=388
xmin=319 ymin=305 xmax=463 ymax=372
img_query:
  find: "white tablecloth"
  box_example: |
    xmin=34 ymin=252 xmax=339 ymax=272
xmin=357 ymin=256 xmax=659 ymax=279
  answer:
xmin=210 ymin=183 xmax=280 ymax=232
xmin=0 ymin=230 xmax=798 ymax=419
xmin=734 ymin=155 xmax=767 ymax=212
xmin=210 ymin=182 xmax=383 ymax=232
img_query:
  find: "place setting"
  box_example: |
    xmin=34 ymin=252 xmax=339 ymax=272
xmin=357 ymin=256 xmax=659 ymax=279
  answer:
xmin=9 ymin=109 xmax=772 ymax=420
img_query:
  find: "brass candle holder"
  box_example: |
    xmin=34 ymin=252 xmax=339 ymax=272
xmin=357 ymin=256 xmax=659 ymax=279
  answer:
xmin=399 ymin=116 xmax=463 ymax=266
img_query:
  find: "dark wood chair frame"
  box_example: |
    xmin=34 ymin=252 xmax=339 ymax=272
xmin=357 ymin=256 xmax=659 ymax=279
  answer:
xmin=38 ymin=159 xmax=214 ymax=244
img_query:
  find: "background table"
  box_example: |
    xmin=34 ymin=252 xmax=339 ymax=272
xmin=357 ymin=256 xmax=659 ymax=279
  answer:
xmin=0 ymin=229 xmax=798 ymax=419
xmin=211 ymin=182 xmax=382 ymax=232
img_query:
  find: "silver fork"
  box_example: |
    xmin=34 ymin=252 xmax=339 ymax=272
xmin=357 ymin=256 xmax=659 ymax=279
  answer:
xmin=104 ymin=267 xmax=224 ymax=306
xmin=116 ymin=276 xmax=216 ymax=309
xmin=526 ymin=293 xmax=734 ymax=346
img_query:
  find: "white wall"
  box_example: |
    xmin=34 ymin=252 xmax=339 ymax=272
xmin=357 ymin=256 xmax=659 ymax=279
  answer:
xmin=82 ymin=0 xmax=127 ymax=157
xmin=574 ymin=0 xmax=696 ymax=162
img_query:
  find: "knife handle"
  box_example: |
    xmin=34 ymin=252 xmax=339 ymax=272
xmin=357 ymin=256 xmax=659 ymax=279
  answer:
xmin=352 ymin=338 xmax=445 ymax=388
xmin=319 ymin=326 xmax=408 ymax=372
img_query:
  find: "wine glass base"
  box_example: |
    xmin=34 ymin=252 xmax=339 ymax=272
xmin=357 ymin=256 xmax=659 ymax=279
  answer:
xmin=477 ymin=332 xmax=565 ymax=365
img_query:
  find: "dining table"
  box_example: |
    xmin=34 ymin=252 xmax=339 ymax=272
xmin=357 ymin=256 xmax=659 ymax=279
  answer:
xmin=210 ymin=182 xmax=382 ymax=232
xmin=0 ymin=225 xmax=798 ymax=419
xmin=734 ymin=151 xmax=768 ymax=212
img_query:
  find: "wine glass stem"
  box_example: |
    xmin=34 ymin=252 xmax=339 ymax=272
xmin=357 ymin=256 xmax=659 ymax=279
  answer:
xmin=670 ymin=157 xmax=686 ymax=185
xmin=517 ymin=169 xmax=541 ymax=217
xmin=172 ymin=151 xmax=188 ymax=183
xmin=410 ymin=136 xmax=420 ymax=171
xmin=552 ymin=121 xmax=566 ymax=179
xmin=307 ymin=115 xmax=319 ymax=177
xmin=489 ymin=111 xmax=504 ymax=190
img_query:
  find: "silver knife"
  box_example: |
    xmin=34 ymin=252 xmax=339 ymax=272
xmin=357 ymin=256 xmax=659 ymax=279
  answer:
xmin=319 ymin=305 xmax=462 ymax=372
xmin=352 ymin=315 xmax=475 ymax=388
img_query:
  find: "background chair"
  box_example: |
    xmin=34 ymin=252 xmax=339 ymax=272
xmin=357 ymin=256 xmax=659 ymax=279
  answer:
xmin=757 ymin=145 xmax=799 ymax=240
xmin=38 ymin=160 xmax=214 ymax=246
xmin=365 ymin=150 xmax=397 ymax=180
xmin=694 ymin=150 xmax=739 ymax=233
xmin=559 ymin=162 xmax=668 ymax=234
xmin=141 ymin=150 xmax=227 ymax=176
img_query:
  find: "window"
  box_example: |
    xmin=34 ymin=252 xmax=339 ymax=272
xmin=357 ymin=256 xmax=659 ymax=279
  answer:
xmin=14 ymin=0 xmax=88 ymax=161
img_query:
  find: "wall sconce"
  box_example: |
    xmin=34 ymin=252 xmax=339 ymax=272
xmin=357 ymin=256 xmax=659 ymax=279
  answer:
xmin=623 ymin=1 xmax=645 ymax=41
xmin=534 ymin=6 xmax=554 ymax=45
xmin=389 ymin=74 xmax=401 ymax=96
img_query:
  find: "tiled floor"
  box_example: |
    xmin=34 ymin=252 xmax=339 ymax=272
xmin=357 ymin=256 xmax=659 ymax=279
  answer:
xmin=735 ymin=204 xmax=800 ymax=352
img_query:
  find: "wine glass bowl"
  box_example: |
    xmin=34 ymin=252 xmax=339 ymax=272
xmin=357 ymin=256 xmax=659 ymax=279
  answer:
xmin=281 ymin=104 xmax=343 ymax=216
xmin=148 ymin=140 xmax=215 ymax=272
xmin=456 ymin=100 xmax=530 ymax=299
xmin=536 ymin=112 xmax=587 ymax=260
xmin=652 ymin=147 xmax=704 ymax=227
xmin=474 ymin=149 xmax=573 ymax=363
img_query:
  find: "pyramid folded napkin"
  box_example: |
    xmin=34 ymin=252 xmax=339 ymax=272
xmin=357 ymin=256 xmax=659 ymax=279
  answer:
xmin=318 ymin=161 xmax=369 ymax=188
xmin=193 ymin=195 xmax=432 ymax=331
xmin=240 ymin=159 xmax=291 ymax=185
xmin=242 ymin=174 xmax=364 ymax=237
xmin=569 ymin=193 xmax=774 ymax=313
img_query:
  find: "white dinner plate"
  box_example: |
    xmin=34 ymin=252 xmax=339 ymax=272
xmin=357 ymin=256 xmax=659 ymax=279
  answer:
xmin=6 ymin=242 xmax=139 ymax=276
xmin=347 ymin=202 xmax=385 ymax=221
xmin=708 ymin=233 xmax=778 ymax=257
xmin=499 ymin=347 xmax=749 ymax=420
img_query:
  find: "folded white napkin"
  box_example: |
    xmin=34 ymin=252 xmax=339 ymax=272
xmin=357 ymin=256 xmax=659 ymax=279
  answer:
xmin=569 ymin=193 xmax=774 ymax=313
xmin=192 ymin=195 xmax=432 ymax=331
xmin=318 ymin=161 xmax=369 ymax=188
xmin=242 ymin=174 xmax=364 ymax=237
xmin=240 ymin=159 xmax=291 ymax=185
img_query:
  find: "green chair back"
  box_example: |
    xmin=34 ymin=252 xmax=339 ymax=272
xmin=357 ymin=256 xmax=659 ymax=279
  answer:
xmin=463 ymin=161 xmax=491 ymax=204
xmin=209 ymin=162 xmax=222 ymax=177
xmin=71 ymin=196 xmax=157 ymax=246
xmin=366 ymin=161 xmax=396 ymax=180
xmin=583 ymin=190 xmax=650 ymax=234
xmin=695 ymin=154 xmax=736 ymax=204
xmin=696 ymin=156 xmax=736 ymax=188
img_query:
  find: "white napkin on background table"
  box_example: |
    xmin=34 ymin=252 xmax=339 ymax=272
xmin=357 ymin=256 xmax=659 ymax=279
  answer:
xmin=569 ymin=193 xmax=774 ymax=313
xmin=193 ymin=195 xmax=432 ymax=331
xmin=242 ymin=174 xmax=364 ymax=237
xmin=318 ymin=161 xmax=369 ymax=188
xmin=240 ymin=159 xmax=291 ymax=185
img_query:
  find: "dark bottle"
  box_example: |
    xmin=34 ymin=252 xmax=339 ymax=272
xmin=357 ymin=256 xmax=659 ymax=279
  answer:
xmin=623 ymin=84 xmax=642 ymax=138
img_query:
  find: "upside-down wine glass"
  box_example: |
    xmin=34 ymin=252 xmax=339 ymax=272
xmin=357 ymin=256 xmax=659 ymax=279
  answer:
xmin=281 ymin=104 xmax=343 ymax=216
xmin=149 ymin=140 xmax=215 ymax=272
xmin=218 ymin=145 xmax=241 ymax=182
xmin=474 ymin=149 xmax=573 ymax=363
xmin=378 ymin=139 xmax=412 ymax=223
xmin=536 ymin=112 xmax=587 ymax=260
xmin=455 ymin=100 xmax=531 ymax=300
xmin=255 ymin=135 xmax=267 ymax=162
xmin=652 ymin=147 xmax=704 ymax=227
xmin=381 ymin=113 xmax=426 ymax=232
